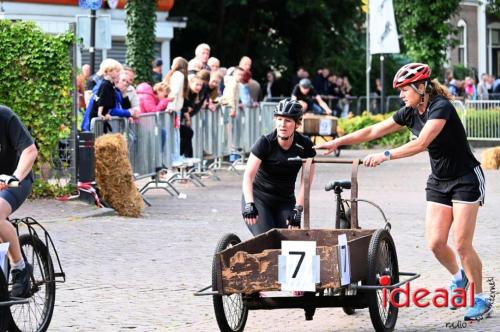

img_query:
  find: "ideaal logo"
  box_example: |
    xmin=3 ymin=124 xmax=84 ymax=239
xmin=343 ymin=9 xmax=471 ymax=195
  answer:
xmin=381 ymin=276 xmax=495 ymax=313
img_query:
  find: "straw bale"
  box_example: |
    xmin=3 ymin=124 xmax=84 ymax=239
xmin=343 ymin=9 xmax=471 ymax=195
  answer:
xmin=94 ymin=133 xmax=144 ymax=217
xmin=481 ymin=147 xmax=500 ymax=170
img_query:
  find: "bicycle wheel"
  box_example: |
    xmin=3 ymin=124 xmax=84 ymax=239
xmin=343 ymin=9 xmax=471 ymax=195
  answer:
xmin=212 ymin=233 xmax=248 ymax=332
xmin=366 ymin=229 xmax=399 ymax=332
xmin=9 ymin=235 xmax=56 ymax=332
xmin=0 ymin=269 xmax=9 ymax=332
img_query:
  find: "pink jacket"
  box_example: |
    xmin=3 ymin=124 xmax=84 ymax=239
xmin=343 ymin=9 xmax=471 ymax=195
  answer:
xmin=136 ymin=83 xmax=169 ymax=113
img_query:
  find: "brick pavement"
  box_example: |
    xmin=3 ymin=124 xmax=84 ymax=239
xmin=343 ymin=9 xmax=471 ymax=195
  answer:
xmin=11 ymin=148 xmax=500 ymax=331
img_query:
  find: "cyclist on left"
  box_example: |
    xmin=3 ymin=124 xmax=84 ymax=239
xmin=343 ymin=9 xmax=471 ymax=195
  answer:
xmin=0 ymin=104 xmax=38 ymax=298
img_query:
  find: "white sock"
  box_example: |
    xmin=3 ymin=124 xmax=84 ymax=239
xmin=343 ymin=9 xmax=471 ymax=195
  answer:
xmin=11 ymin=259 xmax=25 ymax=271
xmin=452 ymin=270 xmax=462 ymax=282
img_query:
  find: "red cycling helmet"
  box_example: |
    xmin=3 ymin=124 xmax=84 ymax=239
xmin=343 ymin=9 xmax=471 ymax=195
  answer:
xmin=393 ymin=63 xmax=431 ymax=89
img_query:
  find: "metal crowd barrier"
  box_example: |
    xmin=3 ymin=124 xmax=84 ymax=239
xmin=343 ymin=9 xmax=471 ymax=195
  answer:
xmin=461 ymin=100 xmax=500 ymax=141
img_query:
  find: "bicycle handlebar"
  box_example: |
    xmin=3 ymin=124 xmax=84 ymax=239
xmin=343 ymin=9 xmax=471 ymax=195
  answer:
xmin=0 ymin=180 xmax=19 ymax=187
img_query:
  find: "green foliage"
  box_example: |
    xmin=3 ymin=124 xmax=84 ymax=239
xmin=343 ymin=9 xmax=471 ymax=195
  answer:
xmin=394 ymin=0 xmax=461 ymax=74
xmin=487 ymin=0 xmax=500 ymax=18
xmin=125 ymin=0 xmax=156 ymax=83
xmin=0 ymin=21 xmax=73 ymax=166
xmin=31 ymin=179 xmax=75 ymax=199
xmin=339 ymin=112 xmax=410 ymax=148
xmin=452 ymin=64 xmax=473 ymax=80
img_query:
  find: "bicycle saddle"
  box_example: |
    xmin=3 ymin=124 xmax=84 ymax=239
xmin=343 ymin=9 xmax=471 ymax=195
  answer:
xmin=325 ymin=180 xmax=351 ymax=191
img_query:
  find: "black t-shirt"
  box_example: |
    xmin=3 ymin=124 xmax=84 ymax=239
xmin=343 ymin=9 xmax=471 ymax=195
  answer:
xmin=251 ymin=130 xmax=316 ymax=201
xmin=85 ymin=74 xmax=102 ymax=91
xmin=0 ymin=105 xmax=35 ymax=181
xmin=90 ymin=79 xmax=116 ymax=119
xmin=292 ymin=84 xmax=318 ymax=106
xmin=392 ymin=96 xmax=479 ymax=180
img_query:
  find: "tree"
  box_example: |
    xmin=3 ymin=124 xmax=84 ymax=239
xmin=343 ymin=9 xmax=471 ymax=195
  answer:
xmin=125 ymin=0 xmax=156 ymax=83
xmin=394 ymin=0 xmax=460 ymax=74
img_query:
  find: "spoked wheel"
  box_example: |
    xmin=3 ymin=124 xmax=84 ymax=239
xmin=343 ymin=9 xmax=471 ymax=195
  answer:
xmin=9 ymin=235 xmax=56 ymax=332
xmin=212 ymin=234 xmax=248 ymax=332
xmin=0 ymin=269 xmax=9 ymax=332
xmin=366 ymin=229 xmax=399 ymax=332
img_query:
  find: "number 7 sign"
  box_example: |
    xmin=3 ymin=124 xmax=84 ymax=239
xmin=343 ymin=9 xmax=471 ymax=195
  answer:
xmin=279 ymin=241 xmax=319 ymax=292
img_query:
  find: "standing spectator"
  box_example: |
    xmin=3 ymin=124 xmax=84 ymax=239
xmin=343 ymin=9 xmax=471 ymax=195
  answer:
xmin=239 ymin=70 xmax=254 ymax=107
xmin=77 ymin=64 xmax=91 ymax=110
xmin=164 ymin=57 xmax=189 ymax=165
xmin=464 ymin=76 xmax=477 ymax=100
xmin=239 ymin=56 xmax=262 ymax=102
xmin=447 ymin=79 xmax=460 ymax=97
xmin=194 ymin=43 xmax=211 ymax=70
xmin=207 ymin=71 xmax=222 ymax=110
xmin=327 ymin=76 xmax=345 ymax=117
xmin=477 ymin=73 xmax=490 ymax=100
xmin=290 ymin=67 xmax=308 ymax=93
xmin=313 ymin=67 xmax=331 ymax=96
xmin=152 ymin=58 xmax=163 ymax=84
xmin=136 ymin=82 xmax=170 ymax=114
xmin=180 ymin=76 xmax=204 ymax=158
xmin=221 ymin=66 xmax=244 ymax=161
xmin=263 ymin=71 xmax=281 ymax=101
xmin=208 ymin=57 xmax=220 ymax=72
xmin=188 ymin=58 xmax=203 ymax=79
xmin=81 ymin=58 xmax=122 ymax=131
xmin=123 ymin=66 xmax=139 ymax=109
xmin=111 ymin=71 xmax=139 ymax=118
xmin=291 ymin=78 xmax=333 ymax=115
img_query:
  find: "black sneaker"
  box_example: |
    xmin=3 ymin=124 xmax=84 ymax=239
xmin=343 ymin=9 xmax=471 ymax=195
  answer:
xmin=10 ymin=263 xmax=32 ymax=298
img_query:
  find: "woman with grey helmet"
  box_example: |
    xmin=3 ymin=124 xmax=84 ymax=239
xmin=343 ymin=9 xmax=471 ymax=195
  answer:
xmin=242 ymin=98 xmax=316 ymax=236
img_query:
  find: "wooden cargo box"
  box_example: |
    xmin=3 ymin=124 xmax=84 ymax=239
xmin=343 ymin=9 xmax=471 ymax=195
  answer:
xmin=214 ymin=228 xmax=373 ymax=295
xmin=298 ymin=114 xmax=338 ymax=136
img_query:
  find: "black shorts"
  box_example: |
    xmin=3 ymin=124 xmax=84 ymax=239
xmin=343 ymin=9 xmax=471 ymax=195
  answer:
xmin=0 ymin=178 xmax=32 ymax=213
xmin=425 ymin=166 xmax=485 ymax=207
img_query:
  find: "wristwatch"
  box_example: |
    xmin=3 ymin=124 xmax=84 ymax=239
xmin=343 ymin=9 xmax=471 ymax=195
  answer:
xmin=383 ymin=150 xmax=392 ymax=160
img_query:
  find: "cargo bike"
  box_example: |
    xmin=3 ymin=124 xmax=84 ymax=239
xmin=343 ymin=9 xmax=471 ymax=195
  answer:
xmin=195 ymin=158 xmax=420 ymax=332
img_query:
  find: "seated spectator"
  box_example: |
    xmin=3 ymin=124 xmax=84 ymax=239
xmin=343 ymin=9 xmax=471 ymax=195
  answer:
xmin=136 ymin=82 xmax=170 ymax=113
xmin=291 ymin=78 xmax=333 ymax=115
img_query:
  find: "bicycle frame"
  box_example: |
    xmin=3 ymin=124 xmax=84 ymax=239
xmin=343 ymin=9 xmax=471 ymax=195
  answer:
xmin=9 ymin=217 xmax=66 ymax=284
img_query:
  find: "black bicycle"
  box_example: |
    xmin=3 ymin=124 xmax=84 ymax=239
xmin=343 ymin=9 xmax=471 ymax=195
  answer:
xmin=0 ymin=182 xmax=65 ymax=332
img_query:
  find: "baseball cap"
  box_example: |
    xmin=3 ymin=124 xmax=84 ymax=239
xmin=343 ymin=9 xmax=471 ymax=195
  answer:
xmin=299 ymin=78 xmax=312 ymax=88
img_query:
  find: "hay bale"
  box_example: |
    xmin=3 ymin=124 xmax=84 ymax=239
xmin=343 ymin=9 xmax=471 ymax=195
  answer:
xmin=481 ymin=147 xmax=500 ymax=170
xmin=94 ymin=133 xmax=144 ymax=217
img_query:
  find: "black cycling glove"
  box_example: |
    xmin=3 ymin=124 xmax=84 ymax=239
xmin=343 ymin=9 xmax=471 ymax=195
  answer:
xmin=242 ymin=202 xmax=258 ymax=219
xmin=287 ymin=205 xmax=303 ymax=228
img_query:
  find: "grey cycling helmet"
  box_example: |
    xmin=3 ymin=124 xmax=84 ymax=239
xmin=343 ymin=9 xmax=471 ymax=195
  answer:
xmin=274 ymin=98 xmax=303 ymax=120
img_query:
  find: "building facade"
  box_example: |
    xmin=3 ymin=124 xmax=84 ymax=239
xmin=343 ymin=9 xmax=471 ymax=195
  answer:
xmin=448 ymin=0 xmax=500 ymax=78
xmin=0 ymin=0 xmax=186 ymax=75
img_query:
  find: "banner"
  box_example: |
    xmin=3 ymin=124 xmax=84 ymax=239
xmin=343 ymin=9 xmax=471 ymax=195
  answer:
xmin=369 ymin=0 xmax=400 ymax=54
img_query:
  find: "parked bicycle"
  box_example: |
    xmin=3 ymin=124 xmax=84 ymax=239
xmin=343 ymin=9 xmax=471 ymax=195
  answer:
xmin=0 ymin=181 xmax=65 ymax=332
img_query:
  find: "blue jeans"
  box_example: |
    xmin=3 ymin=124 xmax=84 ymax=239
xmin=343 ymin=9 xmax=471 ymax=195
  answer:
xmin=309 ymin=102 xmax=325 ymax=115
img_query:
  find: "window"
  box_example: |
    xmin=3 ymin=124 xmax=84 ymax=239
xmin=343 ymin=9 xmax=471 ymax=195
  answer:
xmin=457 ymin=20 xmax=467 ymax=66
xmin=492 ymin=29 xmax=500 ymax=46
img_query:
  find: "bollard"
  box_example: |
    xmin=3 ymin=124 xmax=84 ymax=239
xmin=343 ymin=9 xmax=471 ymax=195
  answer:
xmin=77 ymin=131 xmax=95 ymax=183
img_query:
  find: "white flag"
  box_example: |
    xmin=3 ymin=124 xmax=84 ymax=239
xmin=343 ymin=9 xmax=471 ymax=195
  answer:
xmin=369 ymin=0 xmax=400 ymax=54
